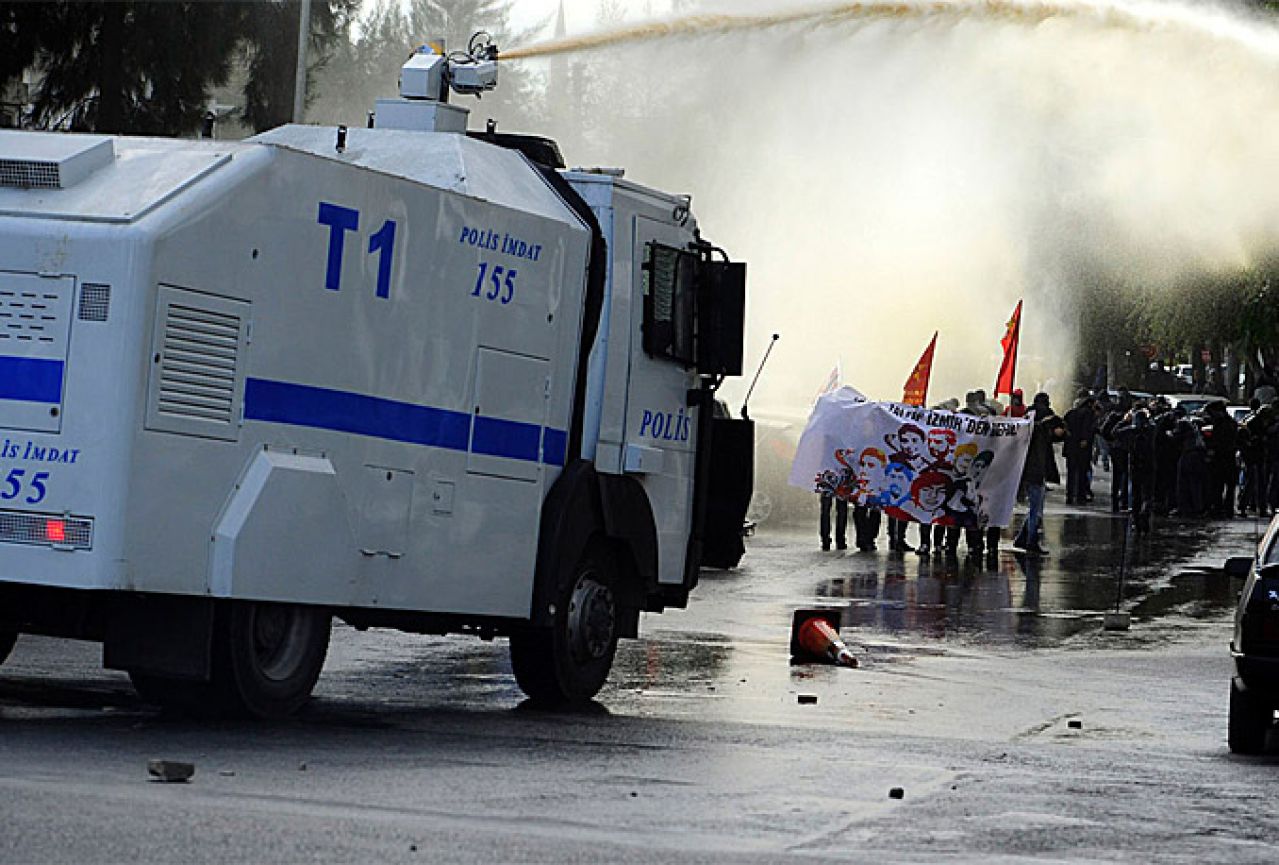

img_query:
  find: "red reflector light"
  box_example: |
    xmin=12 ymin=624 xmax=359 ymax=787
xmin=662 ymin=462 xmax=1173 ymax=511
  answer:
xmin=44 ymin=519 xmax=66 ymax=543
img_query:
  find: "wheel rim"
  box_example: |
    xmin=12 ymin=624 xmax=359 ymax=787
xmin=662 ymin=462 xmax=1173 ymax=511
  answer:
xmin=251 ymin=605 xmax=312 ymax=682
xmin=566 ymin=570 xmax=616 ymax=664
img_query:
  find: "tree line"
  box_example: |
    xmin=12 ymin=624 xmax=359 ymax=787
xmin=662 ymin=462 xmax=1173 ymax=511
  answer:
xmin=0 ymin=0 xmax=537 ymax=136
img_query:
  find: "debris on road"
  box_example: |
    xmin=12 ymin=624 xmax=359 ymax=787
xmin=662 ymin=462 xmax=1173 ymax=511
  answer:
xmin=1103 ymin=611 xmax=1132 ymax=631
xmin=147 ymin=760 xmax=195 ymax=783
xmin=790 ymin=608 xmax=859 ymax=668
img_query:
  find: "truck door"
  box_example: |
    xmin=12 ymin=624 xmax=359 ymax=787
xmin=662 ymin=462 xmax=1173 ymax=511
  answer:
xmin=620 ymin=216 xmax=699 ymax=586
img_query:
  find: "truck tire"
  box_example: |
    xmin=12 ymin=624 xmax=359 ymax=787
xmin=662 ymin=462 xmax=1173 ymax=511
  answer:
xmin=1229 ymin=677 xmax=1272 ymax=755
xmin=217 ymin=601 xmax=331 ymax=719
xmin=0 ymin=630 xmax=16 ymax=666
xmin=511 ymin=543 xmax=620 ymax=705
xmin=130 ymin=602 xmax=330 ymax=720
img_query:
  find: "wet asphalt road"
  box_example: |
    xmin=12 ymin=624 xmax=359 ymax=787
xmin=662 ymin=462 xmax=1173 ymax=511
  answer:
xmin=2 ymin=490 xmax=1278 ymax=863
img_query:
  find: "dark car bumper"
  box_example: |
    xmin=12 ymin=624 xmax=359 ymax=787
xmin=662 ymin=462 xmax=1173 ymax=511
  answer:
xmin=1232 ymin=646 xmax=1279 ymax=693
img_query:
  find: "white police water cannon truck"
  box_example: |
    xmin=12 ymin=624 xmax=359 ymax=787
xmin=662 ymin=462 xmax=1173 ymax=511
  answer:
xmin=0 ymin=37 xmax=752 ymax=718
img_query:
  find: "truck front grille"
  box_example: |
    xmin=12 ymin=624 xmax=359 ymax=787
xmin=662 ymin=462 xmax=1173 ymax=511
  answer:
xmin=0 ymin=509 xmax=92 ymax=550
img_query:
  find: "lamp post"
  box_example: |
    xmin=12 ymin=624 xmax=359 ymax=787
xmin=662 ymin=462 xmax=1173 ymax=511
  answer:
xmin=292 ymin=0 xmax=312 ymax=123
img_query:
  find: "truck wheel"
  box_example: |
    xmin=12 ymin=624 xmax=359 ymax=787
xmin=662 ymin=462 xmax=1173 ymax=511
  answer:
xmin=0 ymin=630 xmax=16 ymax=666
xmin=1229 ymin=677 xmax=1272 ymax=754
xmin=511 ymin=545 xmax=620 ymax=706
xmin=218 ymin=602 xmax=331 ymax=719
xmin=129 ymin=602 xmax=330 ymax=720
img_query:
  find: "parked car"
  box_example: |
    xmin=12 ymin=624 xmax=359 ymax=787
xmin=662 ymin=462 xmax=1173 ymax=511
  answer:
xmin=1162 ymin=394 xmax=1220 ymax=416
xmin=1100 ymin=388 xmax=1155 ymax=404
xmin=1227 ymin=520 xmax=1279 ymax=753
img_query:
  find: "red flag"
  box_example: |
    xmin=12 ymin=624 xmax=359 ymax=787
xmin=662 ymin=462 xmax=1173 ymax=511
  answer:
xmin=903 ymin=331 xmax=938 ymax=407
xmin=995 ymin=300 xmax=1022 ymax=398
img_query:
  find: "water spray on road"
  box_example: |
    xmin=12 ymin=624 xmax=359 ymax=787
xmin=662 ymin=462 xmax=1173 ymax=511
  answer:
xmin=510 ymin=0 xmax=1279 ymax=409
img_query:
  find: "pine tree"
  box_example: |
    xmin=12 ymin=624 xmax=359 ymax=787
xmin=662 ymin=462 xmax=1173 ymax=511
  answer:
xmin=0 ymin=1 xmax=353 ymax=136
xmin=0 ymin=2 xmax=248 ymax=134
xmin=240 ymin=0 xmax=357 ymax=132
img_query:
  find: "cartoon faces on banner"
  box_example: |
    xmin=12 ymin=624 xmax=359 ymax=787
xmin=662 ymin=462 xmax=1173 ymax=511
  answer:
xmin=868 ymin=427 xmax=993 ymax=528
xmin=797 ymin=398 xmax=1032 ymax=529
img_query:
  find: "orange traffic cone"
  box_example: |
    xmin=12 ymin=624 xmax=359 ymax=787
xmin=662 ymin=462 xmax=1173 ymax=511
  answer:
xmin=787 ymin=609 xmax=859 ymax=670
xmin=799 ymin=618 xmax=859 ymax=667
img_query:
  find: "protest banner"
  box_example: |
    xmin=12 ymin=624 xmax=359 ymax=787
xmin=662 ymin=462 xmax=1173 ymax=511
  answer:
xmin=788 ymin=390 xmax=1033 ymax=529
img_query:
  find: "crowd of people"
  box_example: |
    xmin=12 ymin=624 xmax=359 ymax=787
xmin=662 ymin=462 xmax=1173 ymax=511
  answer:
xmin=819 ymin=383 xmax=1278 ymax=559
xmin=1053 ymin=386 xmax=1277 ymax=528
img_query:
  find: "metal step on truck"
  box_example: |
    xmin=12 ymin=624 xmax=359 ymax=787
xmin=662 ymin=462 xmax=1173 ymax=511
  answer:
xmin=0 ymin=38 xmax=753 ymax=718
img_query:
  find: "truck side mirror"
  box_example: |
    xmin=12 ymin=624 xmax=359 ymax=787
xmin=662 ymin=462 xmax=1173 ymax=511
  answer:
xmin=696 ymin=260 xmax=745 ymax=377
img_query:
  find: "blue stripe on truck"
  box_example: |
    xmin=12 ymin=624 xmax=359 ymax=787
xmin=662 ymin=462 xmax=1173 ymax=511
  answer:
xmin=472 ymin=415 xmax=541 ymax=462
xmin=0 ymin=356 xmax=63 ymax=404
xmin=243 ymin=378 xmax=566 ymax=467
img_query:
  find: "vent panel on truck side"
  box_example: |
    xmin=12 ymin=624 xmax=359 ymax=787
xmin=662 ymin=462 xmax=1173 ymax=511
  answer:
xmin=145 ymin=285 xmax=250 ymax=441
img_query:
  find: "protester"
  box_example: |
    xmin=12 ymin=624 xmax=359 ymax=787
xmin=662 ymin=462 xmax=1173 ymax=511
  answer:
xmin=949 ymin=392 xmax=992 ymax=556
xmin=853 ymin=501 xmax=881 ymax=551
xmin=1063 ymin=392 xmax=1097 ymax=505
xmin=1004 ymin=388 xmax=1028 ymax=418
xmin=1241 ymin=398 xmax=1275 ymax=518
xmin=1013 ymin=392 xmax=1066 ymax=555
xmin=1266 ymin=400 xmax=1279 ymax=513
xmin=1152 ymin=398 xmax=1180 ymax=514
xmin=1201 ymin=400 xmax=1238 ymax=518
xmin=1099 ymin=392 xmax=1131 ymax=513
xmin=1171 ymin=413 xmax=1207 ymax=517
xmin=819 ymin=492 xmax=848 ymax=551
xmin=1113 ymin=408 xmax=1156 ymax=532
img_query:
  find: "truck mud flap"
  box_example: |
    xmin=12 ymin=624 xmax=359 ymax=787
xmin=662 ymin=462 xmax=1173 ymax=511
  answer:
xmin=103 ymin=594 xmax=214 ymax=681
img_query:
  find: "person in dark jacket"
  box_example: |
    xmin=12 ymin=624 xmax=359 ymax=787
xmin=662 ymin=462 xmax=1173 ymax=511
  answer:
xmin=1170 ymin=416 xmax=1207 ymax=517
xmin=1151 ymin=399 xmax=1179 ymax=513
xmin=1265 ymin=403 xmax=1279 ymax=512
xmin=1063 ymin=393 xmax=1097 ymax=505
xmin=1239 ymin=398 xmax=1269 ymax=518
xmin=1113 ymin=408 xmax=1157 ymax=532
xmin=1100 ymin=393 xmax=1132 ymax=513
xmin=1013 ymin=393 xmax=1067 ymax=554
xmin=819 ymin=492 xmax=848 ymax=551
xmin=1201 ymin=400 xmax=1238 ymax=517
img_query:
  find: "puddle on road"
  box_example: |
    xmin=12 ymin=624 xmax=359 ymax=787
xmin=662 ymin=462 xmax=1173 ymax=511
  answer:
xmin=809 ymin=514 xmax=1245 ymax=647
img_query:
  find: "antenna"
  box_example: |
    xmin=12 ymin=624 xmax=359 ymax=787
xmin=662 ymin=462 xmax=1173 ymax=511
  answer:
xmin=741 ymin=333 xmax=779 ymax=420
